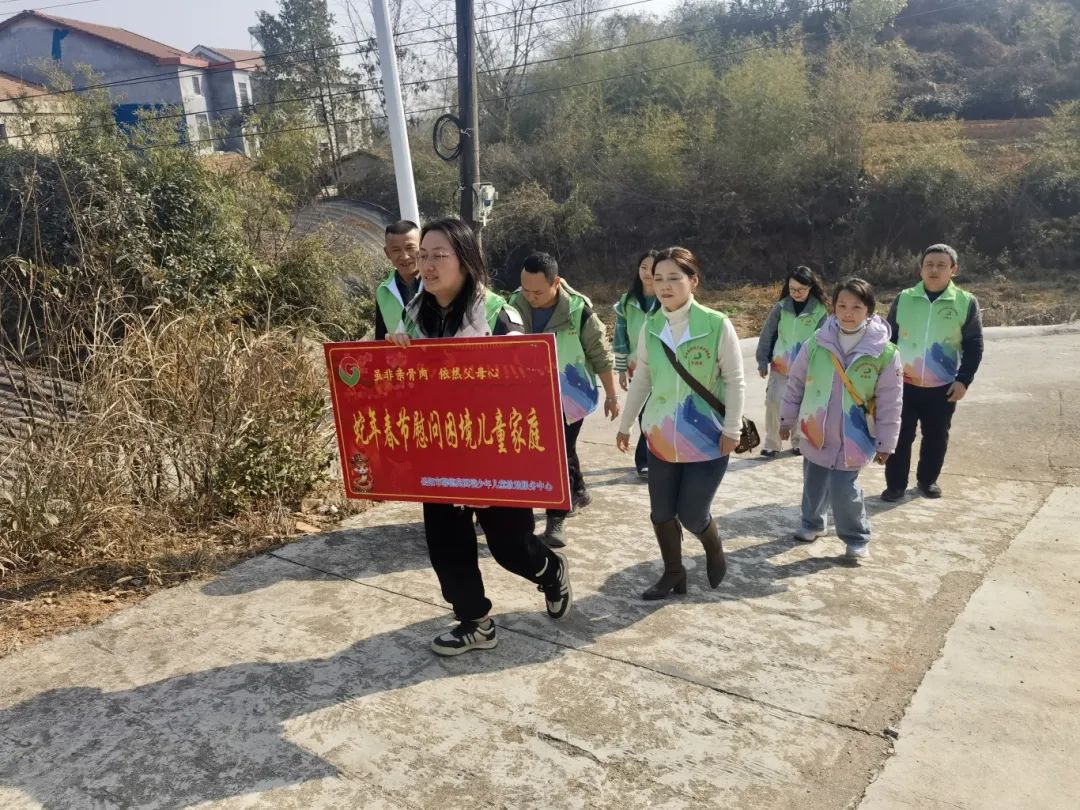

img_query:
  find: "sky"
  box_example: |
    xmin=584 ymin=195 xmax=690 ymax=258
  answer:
xmin=7 ymin=0 xmax=281 ymax=52
xmin=5 ymin=0 xmax=682 ymax=54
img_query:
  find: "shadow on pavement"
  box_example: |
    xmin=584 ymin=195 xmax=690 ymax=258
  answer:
xmin=0 ymin=531 xmax=845 ymax=809
xmin=201 ymin=520 xmax=429 ymax=597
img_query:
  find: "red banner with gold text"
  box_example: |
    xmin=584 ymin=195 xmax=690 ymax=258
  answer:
xmin=324 ymin=335 xmax=570 ymax=510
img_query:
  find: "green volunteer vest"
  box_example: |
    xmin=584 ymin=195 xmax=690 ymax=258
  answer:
xmin=894 ymin=281 xmax=973 ymax=388
xmin=483 ymin=290 xmax=512 ymax=331
xmin=640 ymin=302 xmax=728 ymax=463
xmin=797 ymin=334 xmax=896 ymax=467
xmin=617 ymin=292 xmax=653 ymax=357
xmin=509 ymin=287 xmax=599 ymax=423
xmin=771 ymin=298 xmax=827 ymax=375
xmin=375 ymin=271 xmax=413 ymax=334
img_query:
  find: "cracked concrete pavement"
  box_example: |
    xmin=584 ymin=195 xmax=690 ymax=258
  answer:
xmin=1 ymin=324 xmax=1077 ymax=809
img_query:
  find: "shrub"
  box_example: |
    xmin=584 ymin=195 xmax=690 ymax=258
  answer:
xmin=0 ymin=309 xmax=334 ymax=574
xmin=241 ymin=235 xmax=379 ymax=339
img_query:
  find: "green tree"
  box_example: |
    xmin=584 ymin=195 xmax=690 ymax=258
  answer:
xmin=814 ymin=44 xmax=893 ymax=181
xmin=254 ymin=0 xmax=360 ymax=179
xmin=713 ymin=45 xmax=818 ymax=218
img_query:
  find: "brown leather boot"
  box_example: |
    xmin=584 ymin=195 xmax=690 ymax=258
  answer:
xmin=693 ymin=519 xmax=726 ymax=588
xmin=642 ymin=519 xmax=687 ymax=600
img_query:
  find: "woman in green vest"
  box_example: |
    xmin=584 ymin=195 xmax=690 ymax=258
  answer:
xmin=755 ymin=266 xmax=828 ymax=458
xmin=614 ymin=249 xmax=658 ymax=478
xmin=615 ymin=247 xmax=746 ymax=599
xmin=388 ymin=218 xmax=573 ymax=656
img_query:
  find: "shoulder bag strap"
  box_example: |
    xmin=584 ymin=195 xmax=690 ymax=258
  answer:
xmin=829 ymin=352 xmax=866 ymax=409
xmin=660 ymin=342 xmax=726 ymax=418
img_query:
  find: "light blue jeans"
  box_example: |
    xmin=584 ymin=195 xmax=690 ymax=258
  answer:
xmin=800 ymin=459 xmax=871 ymax=550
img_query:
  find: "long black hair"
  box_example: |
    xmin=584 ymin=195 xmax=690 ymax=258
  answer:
xmin=628 ymin=249 xmax=658 ymax=308
xmin=413 ymin=218 xmax=488 ymax=337
xmin=779 ymin=265 xmax=826 ymax=305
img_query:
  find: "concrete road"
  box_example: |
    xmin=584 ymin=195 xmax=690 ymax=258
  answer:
xmin=0 ymin=325 xmax=1076 ymax=809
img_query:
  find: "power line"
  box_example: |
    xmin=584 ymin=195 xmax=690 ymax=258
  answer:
xmin=12 ymin=0 xmax=669 ymax=103
xmin=56 ymin=0 xmax=978 ymax=160
xmin=17 ymin=0 xmax=847 ymax=140
xmin=0 ymin=0 xmax=105 ymax=17
xmin=395 ymin=0 xmax=606 ymax=37
xmin=398 ymin=0 xmax=658 ymax=49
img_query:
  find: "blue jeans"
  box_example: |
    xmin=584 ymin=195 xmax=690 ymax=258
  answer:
xmin=800 ymin=459 xmax=870 ymax=549
xmin=647 ymin=450 xmax=729 ymax=534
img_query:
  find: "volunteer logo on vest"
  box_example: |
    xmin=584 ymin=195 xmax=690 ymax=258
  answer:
xmin=685 ymin=346 xmax=712 ymax=367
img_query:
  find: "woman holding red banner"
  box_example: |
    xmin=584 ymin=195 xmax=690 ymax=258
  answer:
xmin=615 ymin=247 xmax=745 ymax=600
xmin=387 ymin=217 xmax=573 ymax=656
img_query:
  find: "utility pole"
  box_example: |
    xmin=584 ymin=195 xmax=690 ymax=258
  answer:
xmin=372 ymin=0 xmax=420 ymax=224
xmin=456 ymin=0 xmax=480 ymax=236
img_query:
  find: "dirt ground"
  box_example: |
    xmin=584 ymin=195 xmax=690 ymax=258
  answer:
xmin=3 ymin=274 xmax=1077 ymax=658
xmin=0 ymin=493 xmax=370 ymax=656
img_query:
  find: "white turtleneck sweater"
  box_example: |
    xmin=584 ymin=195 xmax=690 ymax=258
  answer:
xmin=618 ymin=297 xmax=745 ymax=442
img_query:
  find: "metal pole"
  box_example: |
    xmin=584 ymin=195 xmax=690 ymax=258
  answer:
xmin=372 ymin=0 xmax=420 ymax=224
xmin=456 ymin=0 xmax=480 ymax=233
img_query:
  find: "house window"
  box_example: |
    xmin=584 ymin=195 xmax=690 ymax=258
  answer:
xmin=192 ymin=75 xmax=203 ymax=95
xmin=194 ymin=113 xmax=211 ymax=143
xmin=238 ymin=82 xmax=251 ymax=109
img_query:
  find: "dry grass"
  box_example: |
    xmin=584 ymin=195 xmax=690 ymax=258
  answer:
xmin=0 ymin=295 xmax=371 ymax=656
xmin=864 ymin=118 xmax=1046 ymax=179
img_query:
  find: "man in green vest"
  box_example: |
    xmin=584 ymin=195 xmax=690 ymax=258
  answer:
xmin=374 ymin=220 xmax=421 ymax=340
xmin=509 ymin=252 xmax=620 ymax=548
xmin=883 ymin=244 xmax=984 ymax=501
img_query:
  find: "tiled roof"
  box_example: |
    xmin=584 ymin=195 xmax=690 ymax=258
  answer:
xmin=0 ymin=11 xmax=208 ymax=67
xmin=199 ymin=47 xmax=265 ymax=69
xmin=0 ymin=71 xmax=46 ymax=100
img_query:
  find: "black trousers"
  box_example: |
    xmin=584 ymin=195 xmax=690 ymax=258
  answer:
xmin=547 ymin=418 xmax=586 ymax=518
xmin=885 ymin=383 xmax=957 ymax=490
xmin=422 ymin=502 xmax=558 ymax=622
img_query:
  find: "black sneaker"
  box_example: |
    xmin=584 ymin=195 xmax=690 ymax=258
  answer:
xmin=880 ymin=487 xmax=905 ymax=502
xmin=917 ymin=481 xmax=942 ymax=499
xmin=431 ymin=619 xmax=497 ymax=656
xmin=539 ymin=552 xmax=573 ymax=620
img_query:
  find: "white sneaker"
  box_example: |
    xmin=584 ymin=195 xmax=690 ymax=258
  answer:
xmin=844 ymin=544 xmax=870 ymax=563
xmin=793 ymin=527 xmax=825 ymax=542
xmin=431 ymin=620 xmax=497 ymax=656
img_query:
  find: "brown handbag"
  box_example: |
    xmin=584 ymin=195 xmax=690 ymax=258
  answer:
xmin=660 ymin=343 xmax=761 ymax=454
